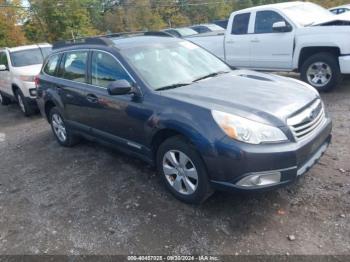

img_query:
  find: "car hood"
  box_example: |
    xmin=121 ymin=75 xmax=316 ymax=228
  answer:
xmin=160 ymin=70 xmax=319 ymax=126
xmin=312 ymin=12 xmax=350 ymax=25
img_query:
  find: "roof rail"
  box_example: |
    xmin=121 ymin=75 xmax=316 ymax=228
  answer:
xmin=52 ymin=37 xmax=113 ymax=50
xmin=52 ymin=31 xmax=173 ymax=50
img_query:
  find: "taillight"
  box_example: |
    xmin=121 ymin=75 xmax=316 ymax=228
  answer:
xmin=34 ymin=75 xmax=40 ymax=88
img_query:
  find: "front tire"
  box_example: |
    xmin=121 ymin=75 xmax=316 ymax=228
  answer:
xmin=156 ymin=136 xmax=213 ymax=204
xmin=301 ymin=52 xmax=341 ymax=92
xmin=0 ymin=92 xmax=11 ymax=105
xmin=49 ymin=107 xmax=79 ymax=147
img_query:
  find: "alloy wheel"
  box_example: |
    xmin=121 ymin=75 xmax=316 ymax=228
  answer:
xmin=51 ymin=113 xmax=67 ymax=142
xmin=306 ymin=62 xmax=332 ymax=87
xmin=162 ymin=150 xmax=198 ymax=195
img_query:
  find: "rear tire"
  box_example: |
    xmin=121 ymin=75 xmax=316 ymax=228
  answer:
xmin=0 ymin=92 xmax=11 ymax=105
xmin=301 ymin=52 xmax=341 ymax=92
xmin=15 ymin=89 xmax=34 ymax=117
xmin=156 ymin=136 xmax=213 ymax=204
xmin=49 ymin=107 xmax=79 ymax=147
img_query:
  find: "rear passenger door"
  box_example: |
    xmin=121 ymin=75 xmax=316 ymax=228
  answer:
xmin=224 ymin=12 xmax=251 ymax=67
xmin=55 ymin=50 xmax=93 ymax=131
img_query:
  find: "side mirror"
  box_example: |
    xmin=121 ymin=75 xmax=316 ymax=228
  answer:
xmin=272 ymin=21 xmax=291 ymax=33
xmin=0 ymin=64 xmax=7 ymax=71
xmin=107 ymin=80 xmax=133 ymax=96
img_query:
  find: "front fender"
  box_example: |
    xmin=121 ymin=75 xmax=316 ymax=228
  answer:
xmin=148 ymin=104 xmax=225 ymax=158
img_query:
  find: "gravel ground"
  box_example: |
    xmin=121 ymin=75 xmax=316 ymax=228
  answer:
xmin=0 ymin=77 xmax=349 ymax=256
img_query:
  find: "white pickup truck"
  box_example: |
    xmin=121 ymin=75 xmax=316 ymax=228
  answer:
xmin=187 ymin=1 xmax=350 ymax=91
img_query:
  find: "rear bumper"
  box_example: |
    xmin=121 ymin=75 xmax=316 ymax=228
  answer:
xmin=339 ymin=55 xmax=350 ymax=74
xmin=206 ymin=118 xmax=332 ymax=192
xmin=24 ymin=96 xmax=38 ymax=110
xmin=21 ymin=81 xmax=37 ymax=99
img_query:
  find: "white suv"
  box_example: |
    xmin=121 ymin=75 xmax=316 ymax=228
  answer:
xmin=0 ymin=44 xmax=51 ymax=116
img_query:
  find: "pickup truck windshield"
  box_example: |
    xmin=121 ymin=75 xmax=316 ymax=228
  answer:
xmin=283 ymin=2 xmax=334 ymax=26
xmin=121 ymin=41 xmax=230 ymax=90
xmin=10 ymin=47 xmax=52 ymax=67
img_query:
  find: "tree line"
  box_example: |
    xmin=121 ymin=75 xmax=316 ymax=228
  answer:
xmin=0 ymin=0 xmax=349 ymax=47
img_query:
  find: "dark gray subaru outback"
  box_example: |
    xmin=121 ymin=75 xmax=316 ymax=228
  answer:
xmin=36 ymin=33 xmax=332 ymax=204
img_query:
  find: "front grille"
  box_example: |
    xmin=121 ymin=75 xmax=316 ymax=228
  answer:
xmin=287 ymin=99 xmax=326 ymax=140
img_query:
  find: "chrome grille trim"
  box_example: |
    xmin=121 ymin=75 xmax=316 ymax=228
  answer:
xmin=287 ymin=99 xmax=326 ymax=140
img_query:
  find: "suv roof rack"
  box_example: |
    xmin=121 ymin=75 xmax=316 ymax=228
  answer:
xmin=52 ymin=31 xmax=173 ymax=50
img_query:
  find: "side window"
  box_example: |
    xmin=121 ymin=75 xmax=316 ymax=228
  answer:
xmin=43 ymin=54 xmax=60 ymax=76
xmin=198 ymin=26 xmax=209 ymax=33
xmin=61 ymin=51 xmax=88 ymax=83
xmin=0 ymin=52 xmax=9 ymax=68
xmin=231 ymin=13 xmax=250 ymax=35
xmin=255 ymin=11 xmax=290 ymax=34
xmin=91 ymin=51 xmax=131 ymax=88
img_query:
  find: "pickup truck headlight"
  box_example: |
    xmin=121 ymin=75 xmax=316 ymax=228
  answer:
xmin=19 ymin=75 xmax=35 ymax=82
xmin=212 ymin=110 xmax=288 ymax=144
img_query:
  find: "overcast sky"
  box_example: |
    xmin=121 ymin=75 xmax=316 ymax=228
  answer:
xmin=22 ymin=0 xmax=30 ymax=8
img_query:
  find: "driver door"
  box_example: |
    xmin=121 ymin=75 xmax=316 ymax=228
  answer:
xmin=85 ymin=51 xmax=149 ymax=152
xmin=249 ymin=10 xmax=294 ymax=70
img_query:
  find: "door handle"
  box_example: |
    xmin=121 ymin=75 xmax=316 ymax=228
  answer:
xmin=251 ymin=38 xmax=260 ymax=43
xmin=226 ymin=40 xmax=235 ymax=44
xmin=86 ymin=94 xmax=98 ymax=103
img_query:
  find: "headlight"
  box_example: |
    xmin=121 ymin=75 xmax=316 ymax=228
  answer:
xmin=19 ymin=75 xmax=35 ymax=82
xmin=212 ymin=110 xmax=288 ymax=144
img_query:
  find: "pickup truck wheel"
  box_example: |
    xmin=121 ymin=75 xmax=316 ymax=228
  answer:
xmin=49 ymin=107 xmax=79 ymax=147
xmin=0 ymin=92 xmax=11 ymax=105
xmin=157 ymin=136 xmax=213 ymax=204
xmin=15 ymin=90 xmax=34 ymax=117
xmin=301 ymin=53 xmax=341 ymax=92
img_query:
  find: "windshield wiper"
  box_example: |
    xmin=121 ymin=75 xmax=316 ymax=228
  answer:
xmin=155 ymin=82 xmax=191 ymax=91
xmin=192 ymin=71 xmax=230 ymax=83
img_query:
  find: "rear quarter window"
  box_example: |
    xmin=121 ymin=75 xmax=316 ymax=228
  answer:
xmin=43 ymin=54 xmax=60 ymax=76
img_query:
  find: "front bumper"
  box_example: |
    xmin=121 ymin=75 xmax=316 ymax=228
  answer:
xmin=339 ymin=55 xmax=350 ymax=74
xmin=206 ymin=118 xmax=332 ymax=192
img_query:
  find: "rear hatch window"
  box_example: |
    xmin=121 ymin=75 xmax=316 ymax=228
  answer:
xmin=10 ymin=47 xmax=52 ymax=67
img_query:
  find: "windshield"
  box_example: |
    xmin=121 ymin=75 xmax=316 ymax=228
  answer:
xmin=121 ymin=41 xmax=230 ymax=90
xmin=176 ymin=28 xmax=198 ymax=36
xmin=10 ymin=47 xmax=52 ymax=67
xmin=283 ymin=2 xmax=334 ymax=26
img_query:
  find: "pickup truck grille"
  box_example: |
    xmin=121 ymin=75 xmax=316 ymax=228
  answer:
xmin=287 ymin=99 xmax=326 ymax=140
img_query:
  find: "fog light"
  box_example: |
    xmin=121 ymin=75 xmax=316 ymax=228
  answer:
xmin=236 ymin=172 xmax=281 ymax=187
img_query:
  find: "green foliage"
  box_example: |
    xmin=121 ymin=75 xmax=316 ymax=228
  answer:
xmin=3 ymin=0 xmax=350 ymax=45
xmin=25 ymin=0 xmax=99 ymax=42
xmin=0 ymin=0 xmax=26 ymax=47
